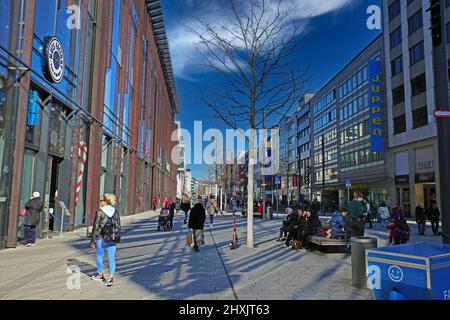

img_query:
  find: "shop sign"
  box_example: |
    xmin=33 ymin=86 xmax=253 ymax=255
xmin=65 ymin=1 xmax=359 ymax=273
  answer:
xmin=415 ymin=172 xmax=435 ymax=183
xmin=417 ymin=160 xmax=433 ymax=170
xmin=395 ymin=175 xmax=409 ymax=185
xmin=349 ymin=184 xmax=369 ymax=190
xmin=369 ymin=60 xmax=383 ymax=152
xmin=44 ymin=37 xmax=65 ymax=84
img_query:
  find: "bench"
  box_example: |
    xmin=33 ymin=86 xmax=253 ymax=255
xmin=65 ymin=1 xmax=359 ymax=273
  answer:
xmin=306 ymin=235 xmax=351 ymax=253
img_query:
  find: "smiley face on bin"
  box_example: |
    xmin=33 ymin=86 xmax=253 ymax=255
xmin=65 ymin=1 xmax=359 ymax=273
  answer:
xmin=388 ymin=265 xmax=404 ymax=283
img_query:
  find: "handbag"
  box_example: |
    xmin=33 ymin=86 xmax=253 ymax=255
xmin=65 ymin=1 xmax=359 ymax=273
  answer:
xmin=186 ymin=229 xmax=193 ymax=246
xmin=19 ymin=208 xmax=26 ymax=217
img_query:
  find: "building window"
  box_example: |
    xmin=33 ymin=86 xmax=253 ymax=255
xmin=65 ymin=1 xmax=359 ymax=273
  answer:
xmin=408 ymin=10 xmax=423 ymax=35
xmin=389 ymin=0 xmax=401 ymax=21
xmin=393 ymin=115 xmax=406 ymax=135
xmin=390 ymin=27 xmax=402 ymax=49
xmin=412 ymin=106 xmax=429 ymax=129
xmin=411 ymin=73 xmax=426 ymax=97
xmin=410 ymin=42 xmax=424 ymax=65
xmin=392 ymin=85 xmax=405 ymax=105
xmin=391 ymin=55 xmax=403 ymax=76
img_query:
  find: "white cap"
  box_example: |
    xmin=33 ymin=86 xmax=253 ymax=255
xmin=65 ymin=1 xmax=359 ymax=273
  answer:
xmin=32 ymin=191 xmax=40 ymax=198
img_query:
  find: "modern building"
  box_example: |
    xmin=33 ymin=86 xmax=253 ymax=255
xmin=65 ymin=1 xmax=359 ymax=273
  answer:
xmin=175 ymin=121 xmax=186 ymax=197
xmin=278 ymin=114 xmax=297 ymax=204
xmin=0 ymin=0 xmax=179 ymax=248
xmin=382 ymin=0 xmax=447 ymax=216
xmin=296 ymin=94 xmax=314 ymax=202
xmin=184 ymin=169 xmax=192 ymax=196
xmin=309 ymin=35 xmax=389 ymax=211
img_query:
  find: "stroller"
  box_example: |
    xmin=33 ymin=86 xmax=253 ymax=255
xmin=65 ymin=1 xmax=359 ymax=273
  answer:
xmin=157 ymin=208 xmax=171 ymax=231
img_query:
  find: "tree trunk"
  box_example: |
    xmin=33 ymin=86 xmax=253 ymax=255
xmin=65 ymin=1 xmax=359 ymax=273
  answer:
xmin=247 ymin=128 xmax=255 ymax=248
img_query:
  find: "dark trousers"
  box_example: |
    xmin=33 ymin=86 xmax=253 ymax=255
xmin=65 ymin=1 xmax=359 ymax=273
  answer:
xmin=169 ymin=216 xmax=174 ymax=230
xmin=24 ymin=225 xmax=36 ymax=244
xmin=431 ymin=219 xmax=440 ymax=234
xmin=417 ymin=222 xmax=426 ymax=235
xmin=366 ymin=215 xmax=372 ymax=228
xmin=279 ymin=226 xmax=288 ymax=239
xmin=285 ymin=228 xmax=298 ymax=246
xmin=209 ymin=215 xmax=214 ymax=225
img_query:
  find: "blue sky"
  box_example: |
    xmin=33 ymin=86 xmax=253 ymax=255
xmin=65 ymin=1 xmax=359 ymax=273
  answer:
xmin=163 ymin=0 xmax=382 ymax=180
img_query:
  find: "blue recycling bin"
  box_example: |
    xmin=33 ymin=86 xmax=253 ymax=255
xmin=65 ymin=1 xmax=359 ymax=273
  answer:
xmin=366 ymin=243 xmax=450 ymax=300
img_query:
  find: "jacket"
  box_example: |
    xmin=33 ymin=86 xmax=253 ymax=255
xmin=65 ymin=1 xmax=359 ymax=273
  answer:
xmin=206 ymin=199 xmax=217 ymax=215
xmin=24 ymin=197 xmax=44 ymax=227
xmin=181 ymin=199 xmax=191 ymax=212
xmin=329 ymin=212 xmax=345 ymax=231
xmin=415 ymin=206 xmax=427 ymax=223
xmin=169 ymin=202 xmax=176 ymax=217
xmin=188 ymin=203 xmax=206 ymax=230
xmin=90 ymin=205 xmax=121 ymax=245
xmin=348 ymin=200 xmax=364 ymax=219
xmin=378 ymin=206 xmax=390 ymax=220
xmin=428 ymin=207 xmax=440 ymax=221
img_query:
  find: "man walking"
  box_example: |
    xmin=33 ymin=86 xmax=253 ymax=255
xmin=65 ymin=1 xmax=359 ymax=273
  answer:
xmin=415 ymin=203 xmax=427 ymax=236
xmin=23 ymin=192 xmax=44 ymax=247
xmin=428 ymin=203 xmax=441 ymax=236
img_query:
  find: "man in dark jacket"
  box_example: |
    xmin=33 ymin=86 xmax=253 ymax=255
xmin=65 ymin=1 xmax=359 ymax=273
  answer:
xmin=24 ymin=191 xmax=44 ymax=247
xmin=415 ymin=203 xmax=427 ymax=236
xmin=427 ymin=203 xmax=441 ymax=236
xmin=284 ymin=208 xmax=300 ymax=247
xmin=188 ymin=202 xmax=206 ymax=252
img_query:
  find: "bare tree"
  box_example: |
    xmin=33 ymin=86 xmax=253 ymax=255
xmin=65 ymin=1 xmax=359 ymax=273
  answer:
xmin=188 ymin=0 xmax=308 ymax=248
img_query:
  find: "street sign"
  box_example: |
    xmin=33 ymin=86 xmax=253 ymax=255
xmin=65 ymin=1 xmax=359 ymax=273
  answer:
xmin=346 ymin=179 xmax=352 ymax=188
xmin=274 ymin=176 xmax=281 ymax=185
xmin=434 ymin=110 xmax=450 ymax=118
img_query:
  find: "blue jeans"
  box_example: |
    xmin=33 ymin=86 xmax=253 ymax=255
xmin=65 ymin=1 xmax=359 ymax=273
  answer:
xmin=96 ymin=239 xmax=117 ymax=276
xmin=184 ymin=211 xmax=189 ymax=221
xmin=210 ymin=215 xmax=214 ymax=225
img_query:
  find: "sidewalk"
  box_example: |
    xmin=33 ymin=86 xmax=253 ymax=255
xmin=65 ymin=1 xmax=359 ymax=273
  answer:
xmin=2 ymin=208 xmax=443 ymax=300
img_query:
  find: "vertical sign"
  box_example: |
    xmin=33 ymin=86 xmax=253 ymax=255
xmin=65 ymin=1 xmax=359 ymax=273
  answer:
xmin=369 ymin=60 xmax=383 ymax=152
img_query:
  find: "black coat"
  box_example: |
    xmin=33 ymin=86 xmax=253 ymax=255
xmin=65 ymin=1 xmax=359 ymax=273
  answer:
xmin=188 ymin=203 xmax=206 ymax=230
xmin=169 ymin=202 xmax=176 ymax=218
xmin=415 ymin=206 xmax=427 ymax=223
xmin=24 ymin=197 xmax=44 ymax=227
xmin=181 ymin=200 xmax=191 ymax=212
xmin=427 ymin=207 xmax=440 ymax=221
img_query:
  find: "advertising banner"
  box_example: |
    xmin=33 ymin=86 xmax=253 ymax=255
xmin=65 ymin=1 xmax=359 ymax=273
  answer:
xmin=369 ymin=60 xmax=383 ymax=152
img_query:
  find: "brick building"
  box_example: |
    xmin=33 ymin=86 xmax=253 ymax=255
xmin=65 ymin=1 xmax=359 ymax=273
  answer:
xmin=0 ymin=0 xmax=178 ymax=248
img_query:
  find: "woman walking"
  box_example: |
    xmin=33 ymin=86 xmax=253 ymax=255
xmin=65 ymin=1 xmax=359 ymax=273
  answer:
xmin=188 ymin=200 xmax=206 ymax=252
xmin=90 ymin=194 xmax=121 ymax=287
xmin=206 ymin=195 xmax=218 ymax=228
xmin=181 ymin=194 xmax=191 ymax=224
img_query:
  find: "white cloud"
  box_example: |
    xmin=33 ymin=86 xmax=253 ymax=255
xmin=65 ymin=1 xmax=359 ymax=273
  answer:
xmin=167 ymin=0 xmax=355 ymax=80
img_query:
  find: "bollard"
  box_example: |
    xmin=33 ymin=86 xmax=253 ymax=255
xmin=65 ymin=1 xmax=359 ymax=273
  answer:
xmin=351 ymin=236 xmax=378 ymax=288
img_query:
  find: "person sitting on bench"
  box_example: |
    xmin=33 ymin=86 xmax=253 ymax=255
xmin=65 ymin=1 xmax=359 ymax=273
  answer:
xmin=326 ymin=208 xmax=349 ymax=239
xmin=294 ymin=206 xmax=321 ymax=251
xmin=276 ymin=207 xmax=294 ymax=242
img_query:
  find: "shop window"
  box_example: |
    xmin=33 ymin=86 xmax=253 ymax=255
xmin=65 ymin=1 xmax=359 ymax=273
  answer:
xmin=25 ymin=89 xmax=44 ymax=147
xmin=48 ymin=103 xmax=67 ymax=155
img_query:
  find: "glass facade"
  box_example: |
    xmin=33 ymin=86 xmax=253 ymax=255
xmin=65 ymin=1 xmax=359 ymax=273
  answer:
xmin=0 ymin=0 xmax=26 ymax=247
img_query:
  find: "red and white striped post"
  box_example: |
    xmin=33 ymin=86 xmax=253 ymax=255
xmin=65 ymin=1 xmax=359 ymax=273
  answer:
xmin=75 ymin=142 xmax=88 ymax=208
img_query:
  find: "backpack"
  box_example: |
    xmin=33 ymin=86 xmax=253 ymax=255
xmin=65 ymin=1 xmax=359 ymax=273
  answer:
xmin=101 ymin=211 xmax=121 ymax=243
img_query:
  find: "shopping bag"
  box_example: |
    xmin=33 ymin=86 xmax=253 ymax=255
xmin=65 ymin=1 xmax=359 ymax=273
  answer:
xmin=186 ymin=229 xmax=193 ymax=247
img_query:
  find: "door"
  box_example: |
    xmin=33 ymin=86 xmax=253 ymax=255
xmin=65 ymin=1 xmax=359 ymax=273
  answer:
xmin=44 ymin=156 xmax=62 ymax=231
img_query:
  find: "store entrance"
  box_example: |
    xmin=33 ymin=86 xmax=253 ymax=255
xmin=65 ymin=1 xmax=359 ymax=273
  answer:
xmin=423 ymin=184 xmax=437 ymax=211
xmin=44 ymin=155 xmax=62 ymax=231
